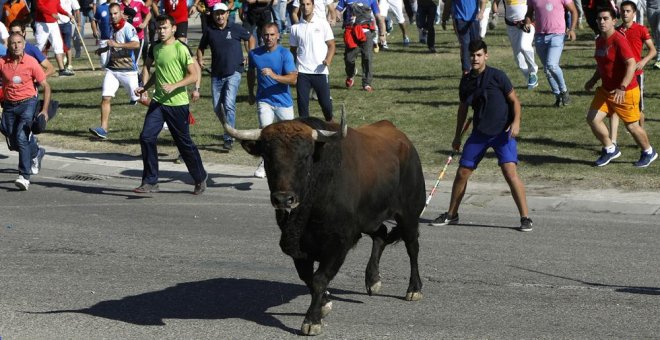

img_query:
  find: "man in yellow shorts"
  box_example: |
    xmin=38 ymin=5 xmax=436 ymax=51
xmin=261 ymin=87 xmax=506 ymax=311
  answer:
xmin=584 ymin=7 xmax=657 ymax=168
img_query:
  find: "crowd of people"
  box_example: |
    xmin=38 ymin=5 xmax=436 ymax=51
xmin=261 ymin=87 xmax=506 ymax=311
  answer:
xmin=0 ymin=0 xmax=657 ymax=229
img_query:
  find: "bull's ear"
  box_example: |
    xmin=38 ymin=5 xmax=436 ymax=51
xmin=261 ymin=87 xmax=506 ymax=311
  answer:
xmin=241 ymin=140 xmax=262 ymax=156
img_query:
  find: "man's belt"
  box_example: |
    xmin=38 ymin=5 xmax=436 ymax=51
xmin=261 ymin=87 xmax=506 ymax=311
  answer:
xmin=4 ymin=97 xmax=33 ymax=105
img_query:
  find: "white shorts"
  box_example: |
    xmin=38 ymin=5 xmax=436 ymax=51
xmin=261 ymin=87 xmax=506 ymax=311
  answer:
xmin=379 ymin=0 xmax=406 ymax=24
xmin=102 ymin=70 xmax=140 ymax=101
xmin=35 ymin=22 xmax=64 ymax=54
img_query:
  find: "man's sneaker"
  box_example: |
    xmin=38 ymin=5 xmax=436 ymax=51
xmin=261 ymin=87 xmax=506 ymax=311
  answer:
xmin=633 ymin=149 xmax=658 ymax=168
xmin=380 ymin=42 xmax=389 ymax=50
xmin=554 ymin=94 xmax=561 ymax=107
xmin=363 ymin=85 xmax=374 ymax=93
xmin=419 ymin=29 xmax=427 ymax=43
xmin=428 ymin=47 xmax=437 ymax=54
xmin=193 ymin=173 xmax=208 ymax=195
xmin=595 ymin=146 xmax=621 ymax=167
xmin=254 ymin=160 xmax=266 ymax=178
xmin=527 ymin=73 xmax=538 ymax=89
xmin=223 ymin=140 xmax=233 ymax=150
xmin=15 ymin=175 xmax=30 ymax=191
xmin=345 ymin=77 xmax=355 ymax=88
xmin=403 ymin=36 xmax=410 ymax=47
xmin=560 ymin=91 xmax=570 ymax=106
xmin=654 ymin=60 xmax=660 ymax=69
xmin=133 ymin=183 xmax=159 ymax=193
xmin=519 ymin=217 xmax=533 ymax=232
xmin=174 ymin=154 xmax=183 ymax=164
xmin=89 ymin=127 xmax=108 ymax=139
xmin=58 ymin=69 xmax=74 ymax=76
xmin=31 ymin=147 xmax=45 ymax=175
xmin=429 ymin=212 xmax=459 ymax=226
xmin=386 ymin=18 xmax=393 ymax=33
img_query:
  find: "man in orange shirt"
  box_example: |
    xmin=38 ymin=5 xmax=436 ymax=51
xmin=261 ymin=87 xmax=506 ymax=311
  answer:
xmin=0 ymin=33 xmax=52 ymax=190
xmin=2 ymin=0 xmax=31 ymax=27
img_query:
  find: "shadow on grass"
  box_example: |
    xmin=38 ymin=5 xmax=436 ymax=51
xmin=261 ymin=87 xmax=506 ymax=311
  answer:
xmin=35 ymin=277 xmax=363 ymax=335
xmin=392 ymin=86 xmax=442 ymax=93
xmin=395 ymin=100 xmax=459 ymax=107
xmin=52 ymin=86 xmax=102 ymax=93
xmin=511 ymin=266 xmax=660 ymax=295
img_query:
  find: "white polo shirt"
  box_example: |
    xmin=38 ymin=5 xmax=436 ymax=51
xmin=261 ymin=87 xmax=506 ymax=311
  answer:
xmin=289 ymin=16 xmax=334 ymax=75
xmin=292 ymin=0 xmax=334 ymax=22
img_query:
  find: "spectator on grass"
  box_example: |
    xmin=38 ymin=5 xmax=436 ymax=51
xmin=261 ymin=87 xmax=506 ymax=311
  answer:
xmin=89 ymin=2 xmax=141 ymax=140
xmin=442 ymin=0 xmax=487 ymax=75
xmin=247 ymin=23 xmax=297 ymax=178
xmin=376 ymin=0 xmax=411 ymax=49
xmin=0 ymin=33 xmax=51 ymax=191
xmin=73 ymin=0 xmax=96 ymax=58
xmin=335 ymin=0 xmax=383 ymax=92
xmin=525 ymin=0 xmax=577 ymax=107
xmin=152 ymin=0 xmax=190 ymax=42
xmin=584 ymin=6 xmax=657 ymax=168
xmin=430 ymin=39 xmax=533 ymax=232
xmin=3 ymin=0 xmax=31 ymax=28
xmin=133 ymin=14 xmax=208 ymax=194
xmin=92 ymin=0 xmax=114 ymax=67
xmin=609 ymin=0 xmax=656 ymax=144
xmin=290 ymin=0 xmax=335 ymax=121
xmin=648 ymin=0 xmax=660 ymax=68
xmin=291 ymin=0 xmax=333 ymax=24
xmin=9 ymin=20 xmax=55 ymax=76
xmin=35 ymin=0 xmax=75 ymax=76
xmin=416 ymin=0 xmax=438 ymax=53
xmin=196 ymin=2 xmax=255 ymax=151
xmin=493 ymin=0 xmax=538 ymax=89
xmin=57 ymin=0 xmax=81 ymax=74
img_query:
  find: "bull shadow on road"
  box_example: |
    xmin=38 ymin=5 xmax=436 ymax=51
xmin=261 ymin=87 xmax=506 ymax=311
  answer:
xmin=38 ymin=278 xmax=363 ymax=334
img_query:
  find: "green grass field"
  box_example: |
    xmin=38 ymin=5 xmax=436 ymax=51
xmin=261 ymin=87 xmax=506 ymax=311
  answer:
xmin=37 ymin=23 xmax=660 ymax=190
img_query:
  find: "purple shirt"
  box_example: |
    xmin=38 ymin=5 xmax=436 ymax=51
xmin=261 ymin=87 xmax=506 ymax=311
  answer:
xmin=529 ymin=0 xmax=572 ymax=34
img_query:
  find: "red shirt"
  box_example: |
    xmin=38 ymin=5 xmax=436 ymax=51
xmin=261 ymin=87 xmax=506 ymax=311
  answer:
xmin=0 ymin=54 xmax=46 ymax=101
xmin=616 ymin=22 xmax=652 ymax=76
xmin=121 ymin=0 xmax=150 ymax=40
xmin=595 ymin=31 xmax=638 ymax=91
xmin=35 ymin=0 xmax=68 ymax=23
xmin=158 ymin=0 xmax=188 ymax=24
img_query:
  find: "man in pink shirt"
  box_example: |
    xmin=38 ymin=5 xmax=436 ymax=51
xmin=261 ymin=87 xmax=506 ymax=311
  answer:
xmin=525 ymin=0 xmax=578 ymax=107
xmin=0 ymin=33 xmax=52 ymax=191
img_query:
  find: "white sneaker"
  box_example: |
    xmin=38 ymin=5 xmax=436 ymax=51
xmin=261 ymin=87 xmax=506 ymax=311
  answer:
xmin=31 ymin=147 xmax=45 ymax=175
xmin=15 ymin=175 xmax=30 ymax=191
xmin=254 ymin=160 xmax=266 ymax=178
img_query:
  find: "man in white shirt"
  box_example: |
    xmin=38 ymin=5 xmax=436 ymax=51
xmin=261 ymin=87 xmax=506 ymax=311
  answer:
xmin=58 ymin=0 xmax=81 ymax=73
xmin=493 ymin=0 xmax=538 ymax=89
xmin=290 ymin=0 xmax=335 ymax=121
xmin=291 ymin=0 xmax=334 ymax=23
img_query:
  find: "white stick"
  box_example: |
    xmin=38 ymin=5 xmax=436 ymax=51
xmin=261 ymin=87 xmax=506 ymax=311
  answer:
xmin=72 ymin=21 xmax=95 ymax=71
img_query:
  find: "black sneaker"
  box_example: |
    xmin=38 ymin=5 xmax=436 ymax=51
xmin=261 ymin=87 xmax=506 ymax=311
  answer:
xmin=519 ymin=217 xmax=533 ymax=232
xmin=193 ymin=173 xmax=208 ymax=195
xmin=429 ymin=212 xmax=459 ymax=226
xmin=133 ymin=183 xmax=159 ymax=193
xmin=223 ymin=140 xmax=233 ymax=150
xmin=554 ymin=94 xmax=561 ymax=107
xmin=560 ymin=91 xmax=570 ymax=106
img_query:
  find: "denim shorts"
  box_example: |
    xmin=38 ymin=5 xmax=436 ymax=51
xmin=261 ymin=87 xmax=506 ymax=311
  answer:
xmin=459 ymin=129 xmax=518 ymax=169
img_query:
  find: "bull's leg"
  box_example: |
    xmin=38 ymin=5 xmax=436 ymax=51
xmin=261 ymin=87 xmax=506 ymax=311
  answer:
xmin=398 ymin=216 xmax=423 ymax=301
xmin=365 ymin=224 xmax=388 ymax=295
xmin=294 ymin=259 xmax=333 ymax=318
xmin=301 ymin=251 xmax=347 ymax=336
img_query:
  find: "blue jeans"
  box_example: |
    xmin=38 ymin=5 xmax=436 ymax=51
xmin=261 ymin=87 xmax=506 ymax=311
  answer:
xmin=296 ymin=73 xmax=333 ymax=121
xmin=211 ymin=72 xmax=242 ymax=143
xmin=535 ymin=33 xmax=568 ymax=95
xmin=59 ymin=22 xmax=73 ymax=50
xmin=139 ymin=102 xmax=207 ymax=185
xmin=453 ymin=18 xmax=481 ymax=73
xmin=1 ymin=98 xmax=39 ymax=178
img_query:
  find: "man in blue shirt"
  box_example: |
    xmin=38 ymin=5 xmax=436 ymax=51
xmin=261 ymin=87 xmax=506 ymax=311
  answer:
xmin=335 ymin=0 xmax=383 ymax=92
xmin=430 ymin=40 xmax=533 ymax=232
xmin=92 ymin=0 xmax=114 ymax=67
xmin=196 ymin=2 xmax=255 ymax=151
xmin=442 ymin=0 xmax=487 ymax=74
xmin=247 ymin=22 xmax=297 ymax=177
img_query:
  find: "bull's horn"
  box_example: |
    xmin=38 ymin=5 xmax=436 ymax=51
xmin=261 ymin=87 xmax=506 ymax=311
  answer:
xmin=218 ymin=104 xmax=262 ymax=141
xmin=312 ymin=105 xmax=348 ymax=142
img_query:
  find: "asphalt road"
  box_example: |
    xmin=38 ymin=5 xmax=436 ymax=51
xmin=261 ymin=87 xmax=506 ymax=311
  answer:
xmin=1 ymin=144 xmax=659 ymax=339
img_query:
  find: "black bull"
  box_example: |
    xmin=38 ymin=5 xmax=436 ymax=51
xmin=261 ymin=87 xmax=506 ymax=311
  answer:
xmin=222 ymin=109 xmax=425 ymax=335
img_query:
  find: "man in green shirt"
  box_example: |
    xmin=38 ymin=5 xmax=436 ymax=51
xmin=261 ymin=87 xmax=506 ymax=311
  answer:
xmin=134 ymin=14 xmax=208 ymax=195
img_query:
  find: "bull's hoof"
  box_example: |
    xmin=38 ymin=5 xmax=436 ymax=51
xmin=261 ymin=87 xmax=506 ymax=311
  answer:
xmin=367 ymin=281 xmax=381 ymax=295
xmin=321 ymin=301 xmax=333 ymax=318
xmin=405 ymin=291 xmax=423 ymax=301
xmin=301 ymin=322 xmax=323 ymax=336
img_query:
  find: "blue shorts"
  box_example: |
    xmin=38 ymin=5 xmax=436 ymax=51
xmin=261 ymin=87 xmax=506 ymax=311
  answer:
xmin=459 ymin=129 xmax=518 ymax=169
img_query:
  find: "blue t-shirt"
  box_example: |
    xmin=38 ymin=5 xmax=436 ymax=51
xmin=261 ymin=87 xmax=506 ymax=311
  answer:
xmin=94 ymin=3 xmax=113 ymax=40
xmin=459 ymin=66 xmax=513 ymax=136
xmin=198 ymin=23 xmax=251 ymax=78
xmin=248 ymin=45 xmax=296 ymax=107
xmin=24 ymin=43 xmax=47 ymax=64
xmin=452 ymin=0 xmax=479 ymax=21
xmin=336 ymin=0 xmax=380 ymax=26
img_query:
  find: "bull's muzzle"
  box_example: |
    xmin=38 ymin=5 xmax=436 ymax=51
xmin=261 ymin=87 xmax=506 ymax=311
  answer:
xmin=271 ymin=191 xmax=300 ymax=210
